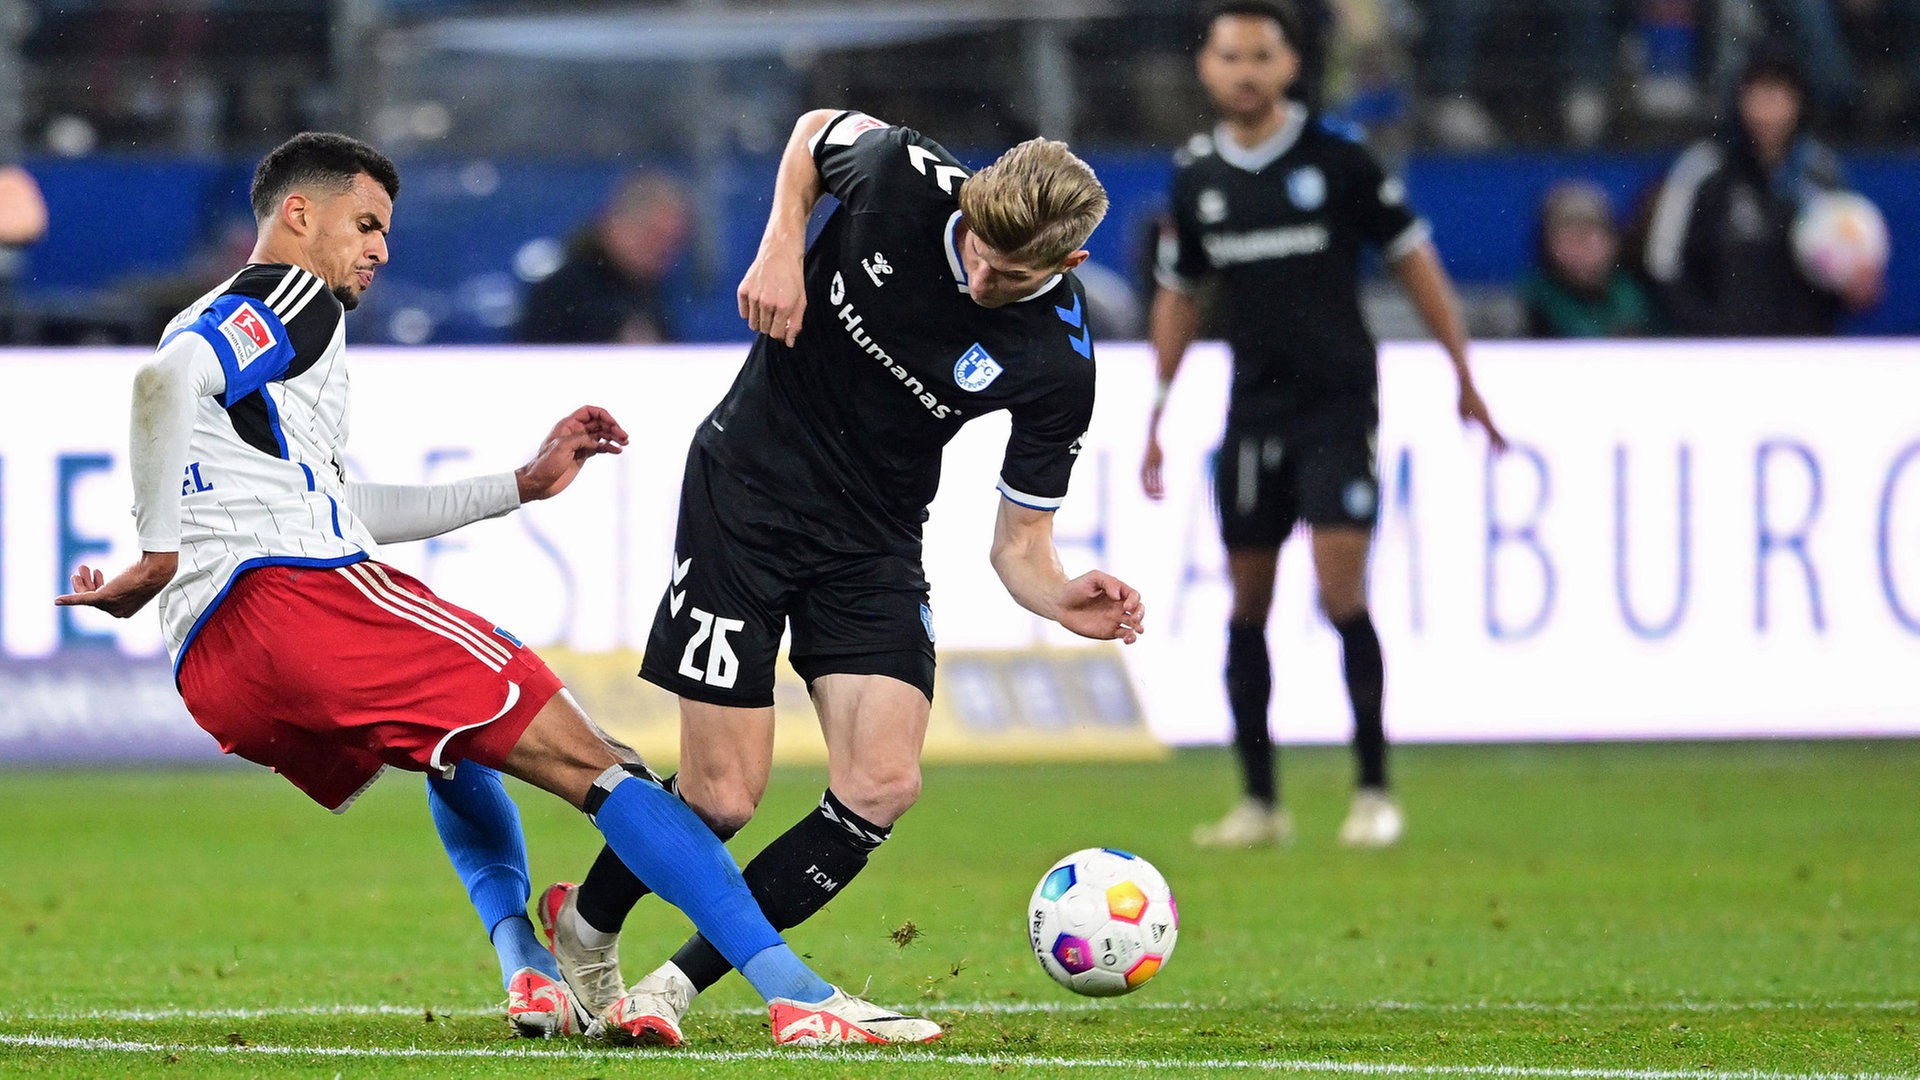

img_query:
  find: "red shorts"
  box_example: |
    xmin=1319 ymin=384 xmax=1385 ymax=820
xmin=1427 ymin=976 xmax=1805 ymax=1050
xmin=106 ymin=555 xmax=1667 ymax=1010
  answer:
xmin=177 ymin=560 xmax=563 ymax=812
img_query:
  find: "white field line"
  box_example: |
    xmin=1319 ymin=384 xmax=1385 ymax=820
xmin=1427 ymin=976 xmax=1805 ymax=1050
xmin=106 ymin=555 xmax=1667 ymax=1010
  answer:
xmin=0 ymin=1033 xmax=1914 ymax=1080
xmin=4 ymin=998 xmax=1916 ymax=1023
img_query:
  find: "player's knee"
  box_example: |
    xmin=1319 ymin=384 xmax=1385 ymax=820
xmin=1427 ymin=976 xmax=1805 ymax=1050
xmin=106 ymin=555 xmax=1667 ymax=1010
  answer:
xmin=1317 ymin=589 xmax=1368 ymax=625
xmin=837 ymin=766 xmax=921 ymax=826
xmin=681 ymin=787 xmax=760 ymax=839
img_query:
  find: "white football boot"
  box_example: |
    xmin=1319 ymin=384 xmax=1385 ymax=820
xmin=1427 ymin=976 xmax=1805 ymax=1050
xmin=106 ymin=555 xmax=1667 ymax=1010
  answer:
xmin=1191 ymin=797 xmax=1293 ymax=848
xmin=504 ymin=967 xmax=582 ymax=1038
xmin=536 ymin=882 xmax=625 ymax=1025
xmin=769 ymin=986 xmax=943 ymax=1046
xmin=599 ymin=963 xmax=697 ymax=1046
xmin=1338 ymin=788 xmax=1405 ymax=848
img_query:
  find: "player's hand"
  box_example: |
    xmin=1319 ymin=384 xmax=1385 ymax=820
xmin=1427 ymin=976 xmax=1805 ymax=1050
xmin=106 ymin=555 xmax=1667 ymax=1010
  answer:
xmin=1458 ymin=382 xmax=1508 ymax=454
xmin=737 ymin=248 xmax=808 ymax=347
xmin=1054 ymin=571 xmax=1146 ymax=644
xmin=516 ymin=405 xmax=629 ymax=502
xmin=54 ymin=551 xmax=178 ymax=618
xmin=1141 ymin=432 xmax=1167 ymax=501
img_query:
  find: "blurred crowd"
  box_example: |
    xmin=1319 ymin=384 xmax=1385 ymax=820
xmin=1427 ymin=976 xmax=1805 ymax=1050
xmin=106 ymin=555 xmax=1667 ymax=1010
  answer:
xmin=0 ymin=0 xmax=1909 ymax=342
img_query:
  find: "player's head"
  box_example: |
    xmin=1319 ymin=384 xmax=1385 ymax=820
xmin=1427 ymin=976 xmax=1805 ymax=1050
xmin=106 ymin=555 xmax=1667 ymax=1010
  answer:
xmin=1735 ymin=38 xmax=1805 ymax=157
xmin=955 ymin=138 xmax=1107 ymax=308
xmin=1197 ymin=0 xmax=1303 ymax=122
xmin=249 ymin=132 xmax=400 ymax=310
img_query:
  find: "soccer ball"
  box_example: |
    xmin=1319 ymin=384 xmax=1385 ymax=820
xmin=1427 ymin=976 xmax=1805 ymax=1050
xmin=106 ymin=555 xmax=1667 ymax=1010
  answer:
xmin=1027 ymin=848 xmax=1178 ymax=996
xmin=1791 ymin=190 xmax=1889 ymax=292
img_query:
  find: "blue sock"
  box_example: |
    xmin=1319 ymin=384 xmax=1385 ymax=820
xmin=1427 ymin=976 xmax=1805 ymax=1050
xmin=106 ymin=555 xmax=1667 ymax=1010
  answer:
xmin=426 ymin=765 xmax=557 ymax=989
xmin=587 ymin=770 xmax=832 ymax=1004
xmin=490 ymin=915 xmax=560 ymax=988
xmin=741 ymin=945 xmax=835 ymax=1004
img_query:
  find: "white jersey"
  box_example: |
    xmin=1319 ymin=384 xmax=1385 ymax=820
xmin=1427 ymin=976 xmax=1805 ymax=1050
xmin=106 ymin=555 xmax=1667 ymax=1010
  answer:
xmin=152 ymin=263 xmax=377 ymax=666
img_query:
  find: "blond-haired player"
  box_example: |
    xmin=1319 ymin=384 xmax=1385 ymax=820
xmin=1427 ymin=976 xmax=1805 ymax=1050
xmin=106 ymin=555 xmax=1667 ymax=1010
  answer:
xmin=536 ymin=110 xmax=1145 ymax=1045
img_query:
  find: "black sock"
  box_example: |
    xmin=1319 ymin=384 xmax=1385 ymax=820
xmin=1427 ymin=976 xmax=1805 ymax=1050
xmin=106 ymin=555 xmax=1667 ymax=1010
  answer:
xmin=670 ymin=788 xmax=890 ymax=993
xmin=1225 ymin=618 xmax=1277 ymax=807
xmin=573 ymin=775 xmax=737 ymax=935
xmin=1333 ymin=610 xmax=1388 ymax=790
xmin=575 ymin=844 xmax=649 ymax=934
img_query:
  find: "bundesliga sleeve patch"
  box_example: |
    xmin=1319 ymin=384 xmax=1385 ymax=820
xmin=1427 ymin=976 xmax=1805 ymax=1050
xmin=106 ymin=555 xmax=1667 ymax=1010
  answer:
xmin=217 ymin=301 xmax=279 ymax=371
xmin=822 ymin=112 xmax=889 ymax=147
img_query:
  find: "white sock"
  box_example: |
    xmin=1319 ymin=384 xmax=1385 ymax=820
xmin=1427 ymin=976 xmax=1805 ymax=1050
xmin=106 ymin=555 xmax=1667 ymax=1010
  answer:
xmin=657 ymin=962 xmax=696 ymax=994
xmin=565 ymin=902 xmax=618 ymax=950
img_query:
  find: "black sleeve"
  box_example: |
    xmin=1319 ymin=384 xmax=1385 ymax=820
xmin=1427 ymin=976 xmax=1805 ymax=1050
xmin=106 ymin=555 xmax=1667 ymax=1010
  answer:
xmin=812 ymin=111 xmax=970 ymax=215
xmin=999 ymin=336 xmax=1096 ymax=512
xmin=1335 ymin=135 xmax=1425 ymax=255
xmin=1156 ymin=162 xmax=1211 ymax=291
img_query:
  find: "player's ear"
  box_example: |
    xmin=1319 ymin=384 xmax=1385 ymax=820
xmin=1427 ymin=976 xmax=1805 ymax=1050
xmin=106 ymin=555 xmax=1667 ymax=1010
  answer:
xmin=278 ymin=192 xmax=311 ymax=235
xmin=1060 ymin=249 xmax=1090 ymax=272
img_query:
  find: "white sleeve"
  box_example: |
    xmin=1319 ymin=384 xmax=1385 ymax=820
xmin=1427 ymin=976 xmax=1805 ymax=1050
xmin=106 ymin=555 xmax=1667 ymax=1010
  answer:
xmin=343 ymin=473 xmax=521 ymax=544
xmin=131 ymin=333 xmax=227 ymax=552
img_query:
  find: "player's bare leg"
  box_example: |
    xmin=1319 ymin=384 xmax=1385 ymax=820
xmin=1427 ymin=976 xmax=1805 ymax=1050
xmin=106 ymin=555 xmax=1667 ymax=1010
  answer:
xmin=673 ymin=699 xmax=780 ymax=837
xmin=1196 ymin=546 xmax=1294 ymax=847
xmin=811 ymin=673 xmax=931 ymax=827
xmin=1310 ymin=526 xmax=1400 ymax=847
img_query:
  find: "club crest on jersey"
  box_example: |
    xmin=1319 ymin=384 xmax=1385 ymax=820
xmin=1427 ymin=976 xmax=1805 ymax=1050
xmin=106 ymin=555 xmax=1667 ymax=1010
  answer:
xmin=218 ymin=301 xmax=277 ymax=369
xmin=1287 ymin=166 xmax=1326 ymax=211
xmin=953 ymin=343 xmax=1002 ymax=392
xmin=1197 ymin=188 xmax=1228 ymax=224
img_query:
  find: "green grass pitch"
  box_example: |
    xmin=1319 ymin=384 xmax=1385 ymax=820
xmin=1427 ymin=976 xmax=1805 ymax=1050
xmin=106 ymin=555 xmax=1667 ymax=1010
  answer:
xmin=3 ymin=741 xmax=1917 ymax=1077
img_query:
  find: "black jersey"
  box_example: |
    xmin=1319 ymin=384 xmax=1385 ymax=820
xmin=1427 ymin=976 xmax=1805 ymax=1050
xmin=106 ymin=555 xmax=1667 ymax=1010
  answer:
xmin=696 ymin=111 xmax=1097 ymax=554
xmin=1158 ymin=105 xmax=1426 ymax=424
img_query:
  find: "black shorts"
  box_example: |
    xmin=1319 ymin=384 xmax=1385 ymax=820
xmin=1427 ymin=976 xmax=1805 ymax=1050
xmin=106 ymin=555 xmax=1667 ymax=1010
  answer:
xmin=1214 ymin=412 xmax=1379 ymax=548
xmin=639 ymin=445 xmax=937 ymax=708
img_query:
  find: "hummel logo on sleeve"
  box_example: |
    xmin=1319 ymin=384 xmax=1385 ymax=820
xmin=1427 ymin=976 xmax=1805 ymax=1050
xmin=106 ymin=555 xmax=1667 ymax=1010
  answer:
xmin=1054 ymin=293 xmax=1092 ymax=358
xmin=907 ymin=144 xmax=967 ymax=195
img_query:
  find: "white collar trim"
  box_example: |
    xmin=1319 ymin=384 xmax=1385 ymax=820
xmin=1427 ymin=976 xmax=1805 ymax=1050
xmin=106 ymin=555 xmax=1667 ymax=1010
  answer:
xmin=947 ymin=211 xmax=1064 ymax=304
xmin=945 ymin=211 xmax=968 ymax=292
xmin=1213 ymin=103 xmax=1308 ymax=173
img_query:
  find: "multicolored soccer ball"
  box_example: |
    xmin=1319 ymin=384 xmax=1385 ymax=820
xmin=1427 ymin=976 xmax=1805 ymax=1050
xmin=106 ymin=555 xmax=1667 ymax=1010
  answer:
xmin=1791 ymin=190 xmax=1889 ymax=292
xmin=1028 ymin=848 xmax=1178 ymax=996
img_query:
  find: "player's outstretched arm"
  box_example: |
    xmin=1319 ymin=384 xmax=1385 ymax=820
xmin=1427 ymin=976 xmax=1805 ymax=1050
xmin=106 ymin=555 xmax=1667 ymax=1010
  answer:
xmin=1391 ymin=241 xmax=1508 ymax=453
xmin=339 ymin=407 xmax=625 ymax=543
xmin=989 ymin=498 xmax=1146 ymax=644
xmin=737 ymin=109 xmax=835 ymax=347
xmin=1142 ymin=285 xmax=1203 ymax=500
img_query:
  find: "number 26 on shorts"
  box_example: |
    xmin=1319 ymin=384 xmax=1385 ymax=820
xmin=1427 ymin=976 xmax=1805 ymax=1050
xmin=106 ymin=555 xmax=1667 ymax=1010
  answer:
xmin=678 ymin=608 xmax=745 ymax=688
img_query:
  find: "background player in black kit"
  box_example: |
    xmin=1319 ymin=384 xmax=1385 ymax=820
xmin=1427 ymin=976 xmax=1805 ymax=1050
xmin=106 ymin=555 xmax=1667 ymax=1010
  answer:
xmin=1142 ymin=0 xmax=1506 ymax=850
xmin=536 ymin=108 xmax=1146 ymax=1044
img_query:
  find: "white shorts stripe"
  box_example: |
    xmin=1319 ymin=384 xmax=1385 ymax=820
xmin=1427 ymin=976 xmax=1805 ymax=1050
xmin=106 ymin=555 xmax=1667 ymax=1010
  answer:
xmin=352 ymin=563 xmax=513 ymax=666
xmin=430 ymin=681 xmax=520 ymax=773
xmin=334 ymin=566 xmax=505 ymax=672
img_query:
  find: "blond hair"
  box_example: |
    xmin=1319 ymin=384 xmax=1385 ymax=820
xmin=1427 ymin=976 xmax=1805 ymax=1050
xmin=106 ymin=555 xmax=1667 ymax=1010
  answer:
xmin=957 ymin=138 xmax=1108 ymax=267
